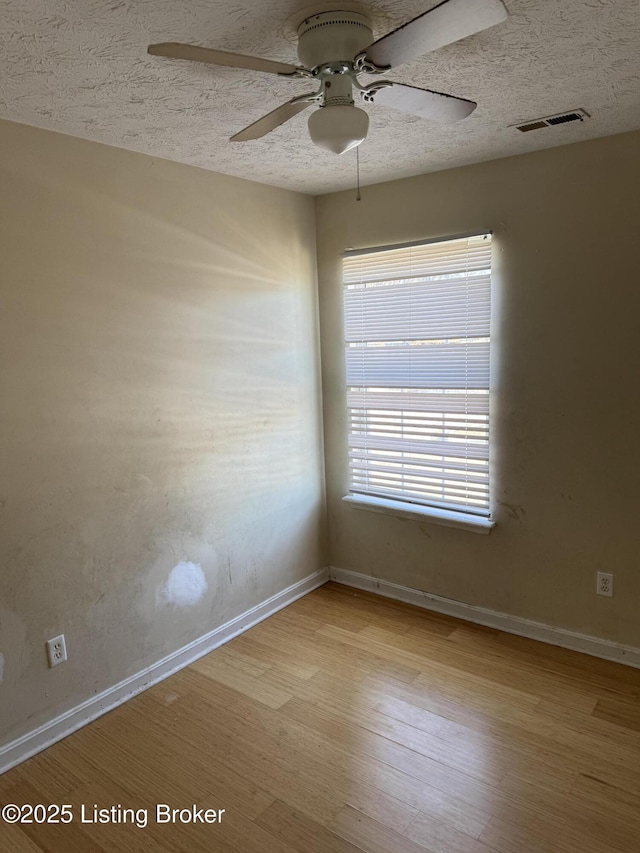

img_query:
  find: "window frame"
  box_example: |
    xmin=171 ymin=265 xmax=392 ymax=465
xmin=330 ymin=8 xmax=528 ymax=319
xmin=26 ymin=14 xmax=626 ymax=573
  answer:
xmin=341 ymin=231 xmax=495 ymax=534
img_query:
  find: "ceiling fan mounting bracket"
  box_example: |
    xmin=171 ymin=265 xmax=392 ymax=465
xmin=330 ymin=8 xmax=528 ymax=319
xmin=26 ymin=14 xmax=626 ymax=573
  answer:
xmin=353 ymin=53 xmax=390 ymax=75
xmin=278 ymin=67 xmax=314 ymax=79
xmin=291 ymin=91 xmax=324 ymax=105
xmin=357 ymin=80 xmax=394 ymax=103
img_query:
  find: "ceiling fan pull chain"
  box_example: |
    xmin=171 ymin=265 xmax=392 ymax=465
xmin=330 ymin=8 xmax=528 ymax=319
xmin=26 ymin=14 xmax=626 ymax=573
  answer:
xmin=356 ymin=145 xmax=362 ymax=202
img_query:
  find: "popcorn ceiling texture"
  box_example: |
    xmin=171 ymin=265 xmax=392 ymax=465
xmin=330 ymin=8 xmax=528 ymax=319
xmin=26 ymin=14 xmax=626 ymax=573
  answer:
xmin=1 ymin=0 xmax=639 ymax=193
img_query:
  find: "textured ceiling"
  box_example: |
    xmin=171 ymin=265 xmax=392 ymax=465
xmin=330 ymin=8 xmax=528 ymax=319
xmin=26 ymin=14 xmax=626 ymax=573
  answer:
xmin=1 ymin=0 xmax=639 ymax=194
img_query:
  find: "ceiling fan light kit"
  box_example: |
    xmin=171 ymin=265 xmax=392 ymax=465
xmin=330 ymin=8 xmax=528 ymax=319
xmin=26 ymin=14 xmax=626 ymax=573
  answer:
xmin=308 ymin=103 xmax=370 ymax=154
xmin=148 ymin=0 xmax=508 ymax=155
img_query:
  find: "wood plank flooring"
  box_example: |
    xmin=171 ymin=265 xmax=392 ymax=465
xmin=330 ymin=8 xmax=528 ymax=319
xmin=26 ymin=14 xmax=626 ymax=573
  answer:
xmin=2 ymin=582 xmax=640 ymax=852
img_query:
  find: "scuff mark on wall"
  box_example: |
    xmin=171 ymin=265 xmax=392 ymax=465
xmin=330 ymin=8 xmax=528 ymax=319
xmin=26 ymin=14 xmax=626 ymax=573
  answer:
xmin=498 ymin=500 xmax=526 ymax=521
xmin=156 ymin=561 xmax=208 ymax=608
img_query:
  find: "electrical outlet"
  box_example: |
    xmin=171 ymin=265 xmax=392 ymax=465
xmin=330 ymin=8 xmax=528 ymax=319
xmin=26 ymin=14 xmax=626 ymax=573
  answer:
xmin=596 ymin=572 xmax=613 ymax=597
xmin=46 ymin=634 xmax=67 ymax=667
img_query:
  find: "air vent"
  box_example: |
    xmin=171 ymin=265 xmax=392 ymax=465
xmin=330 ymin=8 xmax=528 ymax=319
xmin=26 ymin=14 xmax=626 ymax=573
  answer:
xmin=517 ymin=121 xmax=548 ymax=133
xmin=512 ymin=108 xmax=590 ymax=132
xmin=546 ymin=112 xmax=584 ymax=125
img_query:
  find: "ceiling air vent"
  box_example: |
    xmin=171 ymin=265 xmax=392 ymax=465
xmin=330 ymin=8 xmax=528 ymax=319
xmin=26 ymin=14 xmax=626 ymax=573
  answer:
xmin=512 ymin=108 xmax=590 ymax=132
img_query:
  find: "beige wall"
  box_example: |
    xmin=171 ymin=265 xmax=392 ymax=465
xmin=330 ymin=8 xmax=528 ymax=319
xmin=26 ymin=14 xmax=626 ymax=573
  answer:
xmin=0 ymin=120 xmax=325 ymax=744
xmin=316 ymin=129 xmax=640 ymax=647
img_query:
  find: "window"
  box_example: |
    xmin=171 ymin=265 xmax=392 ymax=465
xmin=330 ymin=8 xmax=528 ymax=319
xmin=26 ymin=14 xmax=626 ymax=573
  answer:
xmin=342 ymin=233 xmax=493 ymax=529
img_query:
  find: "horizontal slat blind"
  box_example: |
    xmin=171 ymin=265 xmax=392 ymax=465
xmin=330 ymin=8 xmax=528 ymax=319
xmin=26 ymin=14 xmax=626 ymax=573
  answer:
xmin=343 ymin=233 xmax=492 ymax=516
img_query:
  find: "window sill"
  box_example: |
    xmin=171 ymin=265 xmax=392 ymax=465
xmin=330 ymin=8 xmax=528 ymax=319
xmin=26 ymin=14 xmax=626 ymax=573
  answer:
xmin=342 ymin=494 xmax=495 ymax=535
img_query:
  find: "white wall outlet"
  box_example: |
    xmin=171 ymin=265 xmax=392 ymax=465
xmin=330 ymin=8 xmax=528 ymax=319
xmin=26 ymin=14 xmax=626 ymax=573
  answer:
xmin=596 ymin=572 xmax=613 ymax=597
xmin=46 ymin=634 xmax=67 ymax=667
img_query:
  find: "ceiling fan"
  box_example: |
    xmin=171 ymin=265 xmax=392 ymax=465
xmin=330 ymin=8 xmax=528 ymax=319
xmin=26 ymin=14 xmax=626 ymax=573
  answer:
xmin=148 ymin=0 xmax=508 ymax=155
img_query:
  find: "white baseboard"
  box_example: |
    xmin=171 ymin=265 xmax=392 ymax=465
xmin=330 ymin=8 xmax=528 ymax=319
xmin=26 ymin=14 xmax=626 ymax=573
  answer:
xmin=329 ymin=567 xmax=640 ymax=669
xmin=0 ymin=568 xmax=329 ymax=776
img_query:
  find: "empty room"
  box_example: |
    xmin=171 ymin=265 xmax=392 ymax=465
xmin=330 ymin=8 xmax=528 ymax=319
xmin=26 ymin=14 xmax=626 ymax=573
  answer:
xmin=1 ymin=0 xmax=639 ymax=851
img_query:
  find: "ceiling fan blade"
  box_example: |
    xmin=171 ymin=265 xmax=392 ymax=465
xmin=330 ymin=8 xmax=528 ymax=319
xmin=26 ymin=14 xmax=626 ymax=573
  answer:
xmin=368 ymin=82 xmax=476 ymax=123
xmin=230 ymin=96 xmax=316 ymax=142
xmin=362 ymin=0 xmax=508 ymax=69
xmin=147 ymin=43 xmax=302 ymax=76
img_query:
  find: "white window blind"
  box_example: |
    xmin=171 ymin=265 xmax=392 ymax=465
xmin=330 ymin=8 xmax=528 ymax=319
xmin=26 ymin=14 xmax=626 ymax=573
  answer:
xmin=343 ymin=233 xmax=492 ymax=517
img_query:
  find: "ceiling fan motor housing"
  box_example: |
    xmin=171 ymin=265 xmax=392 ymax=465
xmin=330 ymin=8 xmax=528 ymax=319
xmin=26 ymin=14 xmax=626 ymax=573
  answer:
xmin=297 ymin=11 xmax=373 ymax=69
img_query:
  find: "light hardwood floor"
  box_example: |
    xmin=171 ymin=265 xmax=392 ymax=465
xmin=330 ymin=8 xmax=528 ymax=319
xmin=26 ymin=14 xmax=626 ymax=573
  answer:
xmin=2 ymin=582 xmax=640 ymax=852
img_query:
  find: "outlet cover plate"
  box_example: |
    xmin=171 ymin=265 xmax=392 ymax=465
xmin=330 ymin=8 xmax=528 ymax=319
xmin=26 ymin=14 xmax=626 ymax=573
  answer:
xmin=596 ymin=572 xmax=613 ymax=597
xmin=46 ymin=634 xmax=67 ymax=667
